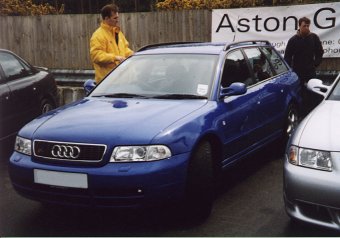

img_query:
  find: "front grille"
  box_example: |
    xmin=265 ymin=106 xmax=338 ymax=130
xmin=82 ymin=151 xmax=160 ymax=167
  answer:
xmin=298 ymin=201 xmax=333 ymax=223
xmin=33 ymin=140 xmax=107 ymax=163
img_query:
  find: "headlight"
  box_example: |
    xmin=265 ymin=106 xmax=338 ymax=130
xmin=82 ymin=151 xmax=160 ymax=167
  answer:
xmin=110 ymin=145 xmax=171 ymax=162
xmin=288 ymin=145 xmax=332 ymax=171
xmin=14 ymin=136 xmax=32 ymax=156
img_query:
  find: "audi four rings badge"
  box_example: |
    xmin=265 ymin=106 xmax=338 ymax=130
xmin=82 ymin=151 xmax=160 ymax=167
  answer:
xmin=51 ymin=145 xmax=81 ymax=159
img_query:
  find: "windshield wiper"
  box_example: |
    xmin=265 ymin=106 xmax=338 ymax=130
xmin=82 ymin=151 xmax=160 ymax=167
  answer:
xmin=152 ymin=94 xmax=208 ymax=99
xmin=92 ymin=93 xmax=149 ymax=98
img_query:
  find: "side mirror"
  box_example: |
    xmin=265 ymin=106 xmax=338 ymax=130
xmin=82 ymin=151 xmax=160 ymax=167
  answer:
xmin=84 ymin=79 xmax=96 ymax=95
xmin=220 ymin=82 xmax=247 ymax=98
xmin=307 ymin=78 xmax=330 ymax=97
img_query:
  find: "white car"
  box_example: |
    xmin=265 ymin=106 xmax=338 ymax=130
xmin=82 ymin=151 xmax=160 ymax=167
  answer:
xmin=284 ymin=73 xmax=340 ymax=230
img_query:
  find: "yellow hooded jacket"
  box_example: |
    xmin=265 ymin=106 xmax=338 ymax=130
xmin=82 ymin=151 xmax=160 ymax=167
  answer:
xmin=90 ymin=22 xmax=133 ymax=83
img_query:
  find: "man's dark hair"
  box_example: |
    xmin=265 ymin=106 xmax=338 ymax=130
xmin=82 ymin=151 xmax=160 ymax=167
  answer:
xmin=101 ymin=4 xmax=119 ymax=19
xmin=299 ymin=17 xmax=311 ymax=26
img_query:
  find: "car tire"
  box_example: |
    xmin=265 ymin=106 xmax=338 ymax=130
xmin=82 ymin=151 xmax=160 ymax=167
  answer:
xmin=181 ymin=140 xmax=214 ymax=223
xmin=40 ymin=98 xmax=55 ymax=114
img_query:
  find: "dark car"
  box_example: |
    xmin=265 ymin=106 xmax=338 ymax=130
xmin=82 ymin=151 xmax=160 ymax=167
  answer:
xmin=0 ymin=49 xmax=58 ymax=145
xmin=9 ymin=41 xmax=301 ymax=221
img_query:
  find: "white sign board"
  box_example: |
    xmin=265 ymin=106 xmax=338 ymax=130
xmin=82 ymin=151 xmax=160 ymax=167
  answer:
xmin=212 ymin=2 xmax=340 ymax=58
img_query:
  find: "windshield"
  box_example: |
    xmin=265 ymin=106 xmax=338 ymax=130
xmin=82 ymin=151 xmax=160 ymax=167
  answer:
xmin=90 ymin=54 xmax=218 ymax=99
xmin=328 ymin=74 xmax=340 ymax=101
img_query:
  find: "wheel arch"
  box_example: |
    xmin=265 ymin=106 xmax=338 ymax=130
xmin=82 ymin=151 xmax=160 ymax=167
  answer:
xmin=40 ymin=92 xmax=58 ymax=108
xmin=190 ymin=133 xmax=223 ymax=177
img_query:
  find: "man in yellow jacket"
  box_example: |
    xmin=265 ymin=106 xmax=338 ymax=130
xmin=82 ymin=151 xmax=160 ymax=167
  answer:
xmin=90 ymin=4 xmax=134 ymax=84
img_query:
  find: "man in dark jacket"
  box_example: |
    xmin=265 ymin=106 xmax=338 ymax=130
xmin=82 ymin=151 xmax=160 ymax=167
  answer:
xmin=284 ymin=16 xmax=324 ymax=116
xmin=284 ymin=16 xmax=324 ymax=86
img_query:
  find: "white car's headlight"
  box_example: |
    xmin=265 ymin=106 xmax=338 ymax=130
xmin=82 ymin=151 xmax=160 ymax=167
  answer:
xmin=110 ymin=145 xmax=171 ymax=162
xmin=14 ymin=136 xmax=32 ymax=156
xmin=288 ymin=145 xmax=332 ymax=171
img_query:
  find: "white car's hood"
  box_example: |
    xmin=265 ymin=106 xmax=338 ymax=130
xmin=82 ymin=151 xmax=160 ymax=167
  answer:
xmin=298 ymin=101 xmax=340 ymax=151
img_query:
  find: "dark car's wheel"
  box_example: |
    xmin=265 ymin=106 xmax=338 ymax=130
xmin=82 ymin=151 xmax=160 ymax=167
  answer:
xmin=180 ymin=140 xmax=214 ymax=223
xmin=40 ymin=98 xmax=55 ymax=114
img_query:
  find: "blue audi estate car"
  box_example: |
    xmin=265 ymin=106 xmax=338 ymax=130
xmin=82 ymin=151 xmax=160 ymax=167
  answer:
xmin=9 ymin=41 xmax=301 ymax=221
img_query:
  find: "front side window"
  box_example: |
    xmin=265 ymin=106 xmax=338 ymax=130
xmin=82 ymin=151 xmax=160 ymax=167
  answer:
xmin=0 ymin=52 xmax=29 ymax=81
xmin=91 ymin=54 xmax=219 ymax=99
xmin=244 ymin=47 xmax=274 ymax=82
xmin=221 ymin=50 xmax=253 ymax=88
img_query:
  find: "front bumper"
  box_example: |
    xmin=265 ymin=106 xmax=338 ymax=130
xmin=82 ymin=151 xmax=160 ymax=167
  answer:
xmin=9 ymin=151 xmax=189 ymax=208
xmin=283 ymin=152 xmax=340 ymax=230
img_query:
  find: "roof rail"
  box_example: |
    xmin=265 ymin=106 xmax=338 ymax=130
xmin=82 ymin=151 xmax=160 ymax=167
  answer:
xmin=137 ymin=41 xmax=203 ymax=52
xmin=224 ymin=40 xmax=271 ymax=51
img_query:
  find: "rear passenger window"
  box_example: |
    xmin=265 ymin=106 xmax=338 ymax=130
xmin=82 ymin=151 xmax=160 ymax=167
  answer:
xmin=221 ymin=50 xmax=253 ymax=88
xmin=244 ymin=48 xmax=274 ymax=82
xmin=261 ymin=47 xmax=288 ymax=75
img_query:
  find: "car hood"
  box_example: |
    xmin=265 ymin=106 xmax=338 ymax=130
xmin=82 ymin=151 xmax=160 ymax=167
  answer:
xmin=28 ymin=98 xmax=207 ymax=145
xmin=298 ymin=101 xmax=340 ymax=151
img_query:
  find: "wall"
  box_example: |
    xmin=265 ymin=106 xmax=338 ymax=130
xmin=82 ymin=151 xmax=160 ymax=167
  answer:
xmin=0 ymin=11 xmax=211 ymax=69
xmin=53 ymin=69 xmax=93 ymax=105
xmin=0 ymin=11 xmax=338 ymax=71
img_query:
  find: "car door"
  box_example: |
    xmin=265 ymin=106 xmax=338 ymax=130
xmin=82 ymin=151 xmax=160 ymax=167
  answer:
xmin=243 ymin=47 xmax=288 ymax=143
xmin=260 ymin=47 xmax=292 ymax=134
xmin=218 ymin=49 xmax=262 ymax=166
xmin=0 ymin=70 xmax=13 ymax=140
xmin=0 ymin=51 xmax=41 ymax=137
